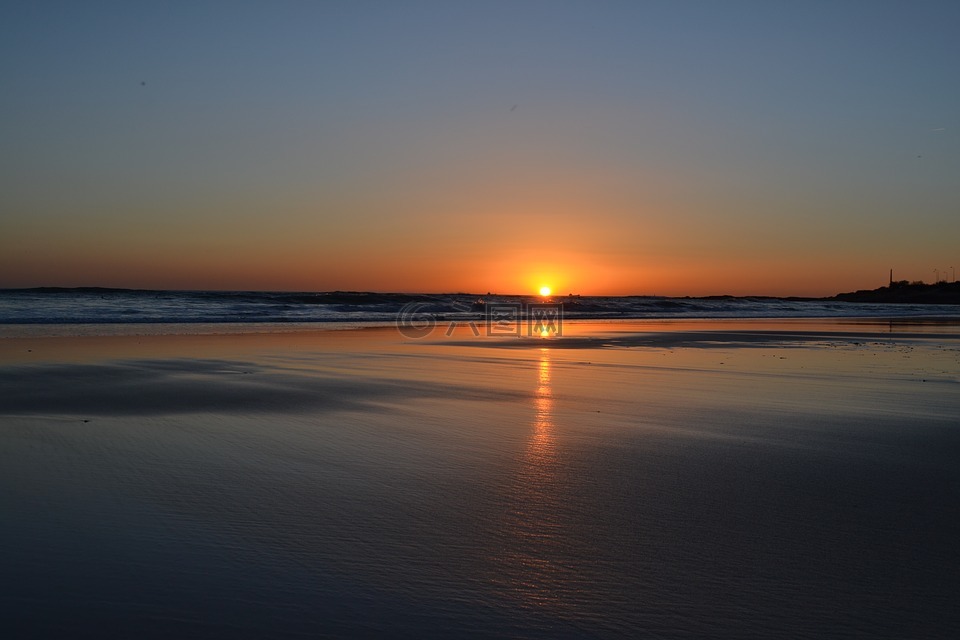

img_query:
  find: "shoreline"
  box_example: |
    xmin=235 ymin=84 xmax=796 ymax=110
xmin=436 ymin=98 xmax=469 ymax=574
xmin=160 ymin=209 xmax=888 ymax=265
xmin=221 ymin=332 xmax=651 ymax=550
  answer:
xmin=2 ymin=317 xmax=958 ymax=381
xmin=3 ymin=314 xmax=960 ymax=341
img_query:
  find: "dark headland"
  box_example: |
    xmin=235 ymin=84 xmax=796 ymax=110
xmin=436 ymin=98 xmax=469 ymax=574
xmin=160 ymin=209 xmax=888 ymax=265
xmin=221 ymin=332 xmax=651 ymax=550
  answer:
xmin=828 ymin=280 xmax=960 ymax=304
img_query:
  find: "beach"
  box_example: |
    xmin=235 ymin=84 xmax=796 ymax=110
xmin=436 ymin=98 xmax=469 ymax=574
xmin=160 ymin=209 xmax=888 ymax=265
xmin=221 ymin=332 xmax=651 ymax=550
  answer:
xmin=2 ymin=319 xmax=959 ymax=638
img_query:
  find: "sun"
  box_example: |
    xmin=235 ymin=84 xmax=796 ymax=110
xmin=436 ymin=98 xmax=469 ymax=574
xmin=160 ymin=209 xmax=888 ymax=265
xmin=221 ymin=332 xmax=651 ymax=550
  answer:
xmin=538 ymin=285 xmax=552 ymax=297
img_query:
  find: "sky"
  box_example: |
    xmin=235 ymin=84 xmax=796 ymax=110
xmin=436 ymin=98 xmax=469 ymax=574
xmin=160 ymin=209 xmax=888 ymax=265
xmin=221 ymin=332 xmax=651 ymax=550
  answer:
xmin=1 ymin=1 xmax=958 ymax=296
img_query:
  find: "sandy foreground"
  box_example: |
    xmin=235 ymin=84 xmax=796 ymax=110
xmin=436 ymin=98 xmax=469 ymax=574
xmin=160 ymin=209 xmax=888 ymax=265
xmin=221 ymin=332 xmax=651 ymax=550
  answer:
xmin=1 ymin=319 xmax=959 ymax=638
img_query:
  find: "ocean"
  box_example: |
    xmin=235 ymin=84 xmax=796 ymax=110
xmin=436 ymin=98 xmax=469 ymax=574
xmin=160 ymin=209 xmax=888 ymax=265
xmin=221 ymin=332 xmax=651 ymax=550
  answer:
xmin=1 ymin=287 xmax=959 ymax=327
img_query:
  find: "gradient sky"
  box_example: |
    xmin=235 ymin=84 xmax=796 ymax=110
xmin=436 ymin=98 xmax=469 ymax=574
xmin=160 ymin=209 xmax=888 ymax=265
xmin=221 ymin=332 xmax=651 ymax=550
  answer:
xmin=2 ymin=1 xmax=958 ymax=296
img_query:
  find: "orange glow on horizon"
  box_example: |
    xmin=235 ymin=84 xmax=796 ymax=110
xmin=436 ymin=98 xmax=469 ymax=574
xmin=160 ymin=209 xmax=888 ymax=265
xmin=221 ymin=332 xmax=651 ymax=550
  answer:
xmin=0 ymin=229 xmax=900 ymax=298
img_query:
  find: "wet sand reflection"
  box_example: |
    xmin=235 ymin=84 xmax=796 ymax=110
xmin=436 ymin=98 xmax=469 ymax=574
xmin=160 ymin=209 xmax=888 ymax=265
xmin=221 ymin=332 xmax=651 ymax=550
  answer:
xmin=528 ymin=348 xmax=555 ymax=473
xmin=494 ymin=348 xmax=576 ymax=615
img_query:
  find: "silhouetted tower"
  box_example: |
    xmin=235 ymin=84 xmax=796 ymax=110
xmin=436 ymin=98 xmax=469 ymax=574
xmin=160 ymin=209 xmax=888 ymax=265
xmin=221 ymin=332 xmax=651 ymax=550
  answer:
xmin=889 ymin=269 xmax=893 ymax=286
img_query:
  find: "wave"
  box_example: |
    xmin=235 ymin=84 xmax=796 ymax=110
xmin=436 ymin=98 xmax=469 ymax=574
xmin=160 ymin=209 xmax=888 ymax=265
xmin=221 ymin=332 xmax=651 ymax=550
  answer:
xmin=1 ymin=288 xmax=959 ymax=324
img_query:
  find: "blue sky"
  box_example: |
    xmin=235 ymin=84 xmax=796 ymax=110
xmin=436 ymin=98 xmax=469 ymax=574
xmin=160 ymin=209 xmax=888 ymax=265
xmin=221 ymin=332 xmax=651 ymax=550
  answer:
xmin=2 ymin=1 xmax=958 ymax=294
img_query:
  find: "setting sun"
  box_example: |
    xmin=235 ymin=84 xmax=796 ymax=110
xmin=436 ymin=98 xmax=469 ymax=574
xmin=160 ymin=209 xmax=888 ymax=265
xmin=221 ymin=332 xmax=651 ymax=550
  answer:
xmin=539 ymin=286 xmax=552 ymax=297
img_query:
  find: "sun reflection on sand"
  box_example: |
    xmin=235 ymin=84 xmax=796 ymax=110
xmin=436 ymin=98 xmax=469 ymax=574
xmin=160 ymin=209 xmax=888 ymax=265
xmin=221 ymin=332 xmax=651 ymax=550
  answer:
xmin=493 ymin=348 xmax=581 ymax=614
xmin=530 ymin=349 xmax=554 ymax=461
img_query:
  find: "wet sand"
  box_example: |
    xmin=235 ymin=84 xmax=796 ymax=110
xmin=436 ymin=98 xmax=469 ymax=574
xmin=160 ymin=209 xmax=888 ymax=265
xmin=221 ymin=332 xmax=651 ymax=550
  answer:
xmin=2 ymin=320 xmax=959 ymax=638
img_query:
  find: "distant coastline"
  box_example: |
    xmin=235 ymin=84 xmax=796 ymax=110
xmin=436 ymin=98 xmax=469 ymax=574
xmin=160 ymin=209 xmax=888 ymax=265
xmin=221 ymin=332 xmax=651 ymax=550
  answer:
xmin=828 ymin=281 xmax=960 ymax=305
xmin=3 ymin=283 xmax=960 ymax=304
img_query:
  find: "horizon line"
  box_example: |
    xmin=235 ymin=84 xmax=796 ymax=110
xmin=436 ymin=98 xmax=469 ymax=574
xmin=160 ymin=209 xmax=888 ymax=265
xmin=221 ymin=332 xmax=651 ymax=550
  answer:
xmin=2 ymin=283 xmax=918 ymax=300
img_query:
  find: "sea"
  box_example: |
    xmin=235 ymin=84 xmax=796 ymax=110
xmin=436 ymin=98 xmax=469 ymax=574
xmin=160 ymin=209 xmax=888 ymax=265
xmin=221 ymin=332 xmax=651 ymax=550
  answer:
xmin=2 ymin=287 xmax=959 ymax=327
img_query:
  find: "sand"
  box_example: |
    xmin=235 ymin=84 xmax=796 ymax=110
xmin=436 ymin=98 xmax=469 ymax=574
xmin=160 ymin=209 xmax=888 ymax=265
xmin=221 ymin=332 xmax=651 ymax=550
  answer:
xmin=2 ymin=319 xmax=959 ymax=638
